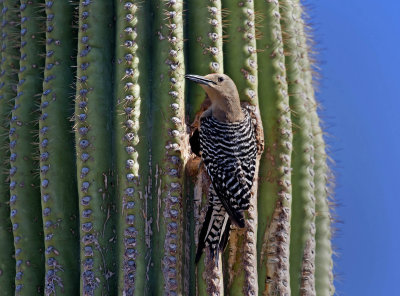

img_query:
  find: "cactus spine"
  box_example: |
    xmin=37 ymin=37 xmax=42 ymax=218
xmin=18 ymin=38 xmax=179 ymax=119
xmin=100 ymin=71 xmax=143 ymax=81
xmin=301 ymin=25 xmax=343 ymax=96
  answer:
xmin=74 ymin=0 xmax=116 ymax=294
xmin=0 ymin=0 xmax=334 ymax=294
xmin=0 ymin=1 xmax=18 ymax=294
xmin=39 ymin=1 xmax=79 ymax=294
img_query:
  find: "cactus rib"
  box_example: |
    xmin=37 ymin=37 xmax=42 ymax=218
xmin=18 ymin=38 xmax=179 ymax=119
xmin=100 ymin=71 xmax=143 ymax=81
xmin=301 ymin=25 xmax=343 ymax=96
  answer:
xmin=279 ymin=0 xmax=316 ymax=294
xmin=297 ymin=3 xmax=335 ymax=294
xmin=254 ymin=0 xmax=293 ymax=294
xmin=114 ymin=1 xmax=151 ymax=294
xmin=221 ymin=0 xmax=259 ymax=294
xmin=74 ymin=0 xmax=116 ymax=294
xmin=9 ymin=1 xmax=45 ymax=294
xmin=149 ymin=0 xmax=186 ymax=294
xmin=0 ymin=1 xmax=19 ymax=293
xmin=38 ymin=1 xmax=79 ymax=295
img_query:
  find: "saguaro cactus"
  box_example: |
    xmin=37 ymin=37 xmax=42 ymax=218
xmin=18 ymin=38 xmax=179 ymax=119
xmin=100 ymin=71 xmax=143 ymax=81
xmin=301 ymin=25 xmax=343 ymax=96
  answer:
xmin=0 ymin=0 xmax=334 ymax=295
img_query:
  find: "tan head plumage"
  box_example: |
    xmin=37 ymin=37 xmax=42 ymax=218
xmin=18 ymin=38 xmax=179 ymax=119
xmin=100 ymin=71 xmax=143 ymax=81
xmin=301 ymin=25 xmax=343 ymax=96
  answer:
xmin=185 ymin=73 xmax=244 ymax=123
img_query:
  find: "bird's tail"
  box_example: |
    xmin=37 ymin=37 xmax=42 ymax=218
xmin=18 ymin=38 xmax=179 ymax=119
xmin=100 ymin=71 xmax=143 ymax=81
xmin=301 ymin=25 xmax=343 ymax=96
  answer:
xmin=195 ymin=192 xmax=231 ymax=263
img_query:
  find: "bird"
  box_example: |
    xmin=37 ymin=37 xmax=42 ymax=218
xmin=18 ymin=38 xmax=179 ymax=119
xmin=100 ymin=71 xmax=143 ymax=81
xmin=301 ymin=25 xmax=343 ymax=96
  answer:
xmin=185 ymin=73 xmax=258 ymax=263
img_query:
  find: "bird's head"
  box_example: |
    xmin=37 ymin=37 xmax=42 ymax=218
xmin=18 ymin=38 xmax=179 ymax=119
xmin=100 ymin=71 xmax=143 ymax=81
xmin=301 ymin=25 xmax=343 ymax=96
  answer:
xmin=185 ymin=73 xmax=240 ymax=104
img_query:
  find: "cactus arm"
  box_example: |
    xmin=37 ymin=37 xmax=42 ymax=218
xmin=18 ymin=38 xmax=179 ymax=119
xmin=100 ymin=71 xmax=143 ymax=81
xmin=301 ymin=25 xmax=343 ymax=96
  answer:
xmin=74 ymin=1 xmax=116 ymax=294
xmin=254 ymin=0 xmax=293 ymax=294
xmin=221 ymin=0 xmax=259 ymax=294
xmin=8 ymin=1 xmax=45 ymax=294
xmin=38 ymin=1 xmax=79 ymax=295
xmin=0 ymin=1 xmax=18 ymax=293
xmin=279 ymin=0 xmax=316 ymax=294
xmin=114 ymin=1 xmax=151 ymax=294
xmin=149 ymin=0 xmax=186 ymax=294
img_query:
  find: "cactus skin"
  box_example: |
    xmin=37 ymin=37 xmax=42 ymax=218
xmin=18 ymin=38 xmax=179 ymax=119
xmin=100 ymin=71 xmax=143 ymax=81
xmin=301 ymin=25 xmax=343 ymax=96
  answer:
xmin=254 ymin=0 xmax=293 ymax=294
xmin=149 ymin=0 xmax=186 ymax=295
xmin=0 ymin=1 xmax=18 ymax=293
xmin=221 ymin=0 xmax=259 ymax=294
xmin=39 ymin=1 xmax=79 ymax=295
xmin=74 ymin=1 xmax=116 ymax=294
xmin=8 ymin=1 xmax=45 ymax=294
xmin=114 ymin=1 xmax=151 ymax=294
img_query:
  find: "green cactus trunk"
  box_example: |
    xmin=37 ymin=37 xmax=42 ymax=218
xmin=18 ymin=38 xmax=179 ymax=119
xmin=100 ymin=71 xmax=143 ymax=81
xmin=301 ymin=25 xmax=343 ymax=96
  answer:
xmin=0 ymin=0 xmax=334 ymax=295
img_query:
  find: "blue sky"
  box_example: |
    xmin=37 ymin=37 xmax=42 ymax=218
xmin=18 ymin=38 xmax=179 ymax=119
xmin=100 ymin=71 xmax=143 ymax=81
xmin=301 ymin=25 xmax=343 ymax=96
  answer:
xmin=312 ymin=1 xmax=400 ymax=295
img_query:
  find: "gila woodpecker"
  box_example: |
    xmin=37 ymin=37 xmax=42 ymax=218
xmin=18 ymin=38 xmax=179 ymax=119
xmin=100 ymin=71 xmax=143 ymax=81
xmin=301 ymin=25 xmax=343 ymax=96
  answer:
xmin=185 ymin=73 xmax=258 ymax=263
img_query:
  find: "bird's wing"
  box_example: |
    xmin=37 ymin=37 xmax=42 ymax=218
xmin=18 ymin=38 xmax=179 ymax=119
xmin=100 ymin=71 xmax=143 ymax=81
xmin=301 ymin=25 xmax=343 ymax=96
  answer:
xmin=199 ymin=113 xmax=258 ymax=227
xmin=205 ymin=160 xmax=251 ymax=227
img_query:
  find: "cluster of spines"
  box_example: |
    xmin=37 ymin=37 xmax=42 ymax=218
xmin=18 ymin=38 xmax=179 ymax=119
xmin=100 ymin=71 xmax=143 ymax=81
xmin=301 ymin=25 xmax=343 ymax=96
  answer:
xmin=254 ymin=0 xmax=293 ymax=294
xmin=114 ymin=1 xmax=143 ymax=295
xmin=0 ymin=1 xmax=18 ymax=294
xmin=9 ymin=1 xmax=45 ymax=294
xmin=206 ymin=0 xmax=223 ymax=74
xmin=74 ymin=0 xmax=115 ymax=294
xmin=38 ymin=1 xmax=79 ymax=295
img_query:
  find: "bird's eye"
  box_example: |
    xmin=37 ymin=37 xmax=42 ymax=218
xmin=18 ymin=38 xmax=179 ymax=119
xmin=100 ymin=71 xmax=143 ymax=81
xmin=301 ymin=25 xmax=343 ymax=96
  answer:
xmin=218 ymin=77 xmax=224 ymax=83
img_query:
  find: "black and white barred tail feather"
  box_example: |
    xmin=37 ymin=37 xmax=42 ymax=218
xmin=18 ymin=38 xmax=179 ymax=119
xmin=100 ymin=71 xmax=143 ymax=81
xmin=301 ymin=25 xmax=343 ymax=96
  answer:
xmin=195 ymin=108 xmax=257 ymax=263
xmin=195 ymin=185 xmax=231 ymax=263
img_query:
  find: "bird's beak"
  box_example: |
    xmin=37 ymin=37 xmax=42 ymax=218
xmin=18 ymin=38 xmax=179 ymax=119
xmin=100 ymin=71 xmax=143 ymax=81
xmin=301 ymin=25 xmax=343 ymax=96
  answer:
xmin=185 ymin=74 xmax=216 ymax=86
